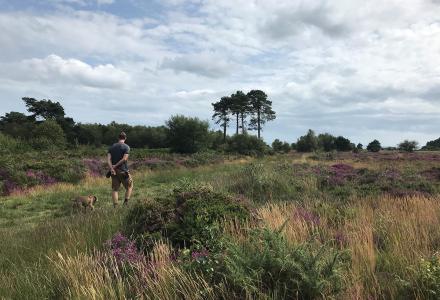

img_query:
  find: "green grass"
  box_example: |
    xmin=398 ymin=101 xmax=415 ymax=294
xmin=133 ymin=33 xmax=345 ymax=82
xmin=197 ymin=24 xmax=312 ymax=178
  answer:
xmin=0 ymin=160 xmax=251 ymax=299
xmin=3 ymin=152 xmax=440 ymax=299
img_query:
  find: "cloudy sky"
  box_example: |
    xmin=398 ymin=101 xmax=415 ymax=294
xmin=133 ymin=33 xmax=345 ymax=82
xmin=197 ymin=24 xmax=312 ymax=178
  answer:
xmin=1 ymin=0 xmax=440 ymax=146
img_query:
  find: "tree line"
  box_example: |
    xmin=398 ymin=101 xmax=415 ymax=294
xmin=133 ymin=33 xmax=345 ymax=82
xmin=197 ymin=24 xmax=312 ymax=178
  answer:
xmin=272 ymin=129 xmax=420 ymax=153
xmin=0 ymin=97 xmax=430 ymax=154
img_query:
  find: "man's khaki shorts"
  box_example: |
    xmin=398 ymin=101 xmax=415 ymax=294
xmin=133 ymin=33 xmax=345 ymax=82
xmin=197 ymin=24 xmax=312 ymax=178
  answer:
xmin=111 ymin=171 xmax=133 ymax=191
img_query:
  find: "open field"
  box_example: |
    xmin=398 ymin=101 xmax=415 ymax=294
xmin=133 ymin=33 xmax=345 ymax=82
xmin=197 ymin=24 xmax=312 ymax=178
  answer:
xmin=2 ymin=151 xmax=440 ymax=299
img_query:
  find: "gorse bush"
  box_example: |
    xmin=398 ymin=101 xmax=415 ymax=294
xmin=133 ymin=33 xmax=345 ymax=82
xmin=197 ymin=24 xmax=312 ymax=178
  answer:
xmin=124 ymin=181 xmax=251 ymax=250
xmin=221 ymin=227 xmax=350 ymax=299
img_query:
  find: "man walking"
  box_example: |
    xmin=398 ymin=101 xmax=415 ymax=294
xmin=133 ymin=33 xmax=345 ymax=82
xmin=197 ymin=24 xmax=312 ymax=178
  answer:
xmin=107 ymin=131 xmax=133 ymax=207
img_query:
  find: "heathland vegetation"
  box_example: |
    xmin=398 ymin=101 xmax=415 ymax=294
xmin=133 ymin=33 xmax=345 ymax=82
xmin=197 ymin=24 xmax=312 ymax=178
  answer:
xmin=2 ymin=95 xmax=440 ymax=299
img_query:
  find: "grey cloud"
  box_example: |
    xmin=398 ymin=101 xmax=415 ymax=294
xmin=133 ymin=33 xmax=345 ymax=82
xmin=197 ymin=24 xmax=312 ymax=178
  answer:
xmin=160 ymin=53 xmax=233 ymax=78
xmin=261 ymin=3 xmax=350 ymax=40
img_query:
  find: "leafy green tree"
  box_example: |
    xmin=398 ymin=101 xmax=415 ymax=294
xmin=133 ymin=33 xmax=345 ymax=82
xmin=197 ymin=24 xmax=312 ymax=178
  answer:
xmin=398 ymin=140 xmax=418 ymax=152
xmin=166 ymin=115 xmax=210 ymax=153
xmin=22 ymin=97 xmax=65 ymax=121
xmin=367 ymin=139 xmax=381 ymax=152
xmin=422 ymin=137 xmax=440 ymax=150
xmin=0 ymin=111 xmax=36 ymax=140
xmin=318 ymin=133 xmax=336 ymax=152
xmin=212 ymin=96 xmax=232 ymax=142
xmin=334 ymin=136 xmax=353 ymax=151
xmin=247 ymin=90 xmax=276 ymax=139
xmin=296 ymin=129 xmax=318 ymax=152
xmin=356 ymin=143 xmax=363 ymax=150
xmin=32 ymin=120 xmax=67 ymax=149
xmin=272 ymin=139 xmax=290 ymax=153
xmin=272 ymin=139 xmax=283 ymax=152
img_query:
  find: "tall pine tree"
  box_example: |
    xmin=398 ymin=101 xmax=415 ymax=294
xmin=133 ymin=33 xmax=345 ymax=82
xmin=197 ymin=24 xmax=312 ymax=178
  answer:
xmin=212 ymin=96 xmax=231 ymax=142
xmin=247 ymin=90 xmax=276 ymax=139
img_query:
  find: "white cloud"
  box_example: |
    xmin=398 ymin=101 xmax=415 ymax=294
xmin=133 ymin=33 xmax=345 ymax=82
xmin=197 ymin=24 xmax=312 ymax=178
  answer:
xmin=1 ymin=0 xmax=440 ymax=146
xmin=8 ymin=55 xmax=130 ymax=89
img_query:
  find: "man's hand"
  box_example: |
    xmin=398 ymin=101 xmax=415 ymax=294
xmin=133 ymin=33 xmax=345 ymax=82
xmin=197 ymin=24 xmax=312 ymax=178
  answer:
xmin=111 ymin=167 xmax=116 ymax=175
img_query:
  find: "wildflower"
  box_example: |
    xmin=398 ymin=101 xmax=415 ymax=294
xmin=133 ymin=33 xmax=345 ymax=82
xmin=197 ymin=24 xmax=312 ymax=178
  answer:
xmin=294 ymin=207 xmax=320 ymax=226
xmin=105 ymin=232 xmax=142 ymax=264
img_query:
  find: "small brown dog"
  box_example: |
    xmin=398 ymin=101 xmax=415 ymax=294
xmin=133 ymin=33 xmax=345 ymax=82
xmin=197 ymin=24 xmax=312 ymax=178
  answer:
xmin=72 ymin=195 xmax=98 ymax=212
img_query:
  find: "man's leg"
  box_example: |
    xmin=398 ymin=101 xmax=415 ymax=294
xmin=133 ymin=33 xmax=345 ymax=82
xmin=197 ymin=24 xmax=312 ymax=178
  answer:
xmin=123 ymin=176 xmax=133 ymax=205
xmin=111 ymin=175 xmax=121 ymax=207
xmin=112 ymin=190 xmax=119 ymax=207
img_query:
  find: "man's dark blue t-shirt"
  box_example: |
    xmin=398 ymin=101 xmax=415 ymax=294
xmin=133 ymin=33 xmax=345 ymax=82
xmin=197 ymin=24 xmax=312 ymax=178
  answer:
xmin=108 ymin=142 xmax=130 ymax=172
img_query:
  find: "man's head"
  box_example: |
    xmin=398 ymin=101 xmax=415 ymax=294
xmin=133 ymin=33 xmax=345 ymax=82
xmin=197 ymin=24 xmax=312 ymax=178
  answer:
xmin=118 ymin=131 xmax=127 ymax=141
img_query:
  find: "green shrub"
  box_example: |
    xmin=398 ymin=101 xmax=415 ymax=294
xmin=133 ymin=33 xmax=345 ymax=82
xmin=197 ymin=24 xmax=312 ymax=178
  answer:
xmin=32 ymin=120 xmax=66 ymax=150
xmin=226 ymin=134 xmax=267 ymax=156
xmin=124 ymin=181 xmax=251 ymax=250
xmin=166 ymin=115 xmax=210 ymax=153
xmin=399 ymin=254 xmax=440 ymax=299
xmin=367 ymin=140 xmax=381 ymax=152
xmin=220 ymin=227 xmax=350 ymax=299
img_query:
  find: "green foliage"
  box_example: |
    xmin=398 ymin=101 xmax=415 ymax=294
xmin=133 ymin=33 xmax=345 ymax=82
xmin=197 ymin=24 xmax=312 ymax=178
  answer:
xmin=422 ymin=137 xmax=440 ymax=151
xmin=221 ymin=227 xmax=349 ymax=299
xmin=399 ymin=254 xmax=440 ymax=299
xmin=334 ymin=136 xmax=353 ymax=152
xmin=23 ymin=97 xmax=65 ymax=121
xmin=230 ymin=162 xmax=295 ymax=202
xmin=0 ymin=133 xmax=30 ymax=153
xmin=247 ymin=90 xmax=276 ymax=139
xmin=297 ymin=129 xmax=318 ymax=152
xmin=398 ymin=140 xmax=418 ymax=152
xmin=226 ymin=134 xmax=268 ymax=156
xmin=367 ymin=139 xmax=382 ymax=152
xmin=166 ymin=115 xmax=210 ymax=154
xmin=318 ymin=133 xmax=336 ymax=152
xmin=0 ymin=111 xmax=35 ymax=140
xmin=272 ymin=139 xmax=291 ymax=153
xmin=124 ymin=181 xmax=250 ymax=250
xmin=32 ymin=120 xmax=67 ymax=150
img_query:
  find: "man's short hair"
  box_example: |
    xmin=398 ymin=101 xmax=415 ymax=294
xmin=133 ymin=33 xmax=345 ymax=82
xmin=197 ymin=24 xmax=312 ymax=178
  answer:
xmin=119 ymin=131 xmax=127 ymax=140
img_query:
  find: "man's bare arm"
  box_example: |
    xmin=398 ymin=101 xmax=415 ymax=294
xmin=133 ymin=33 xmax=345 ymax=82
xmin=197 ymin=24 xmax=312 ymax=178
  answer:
xmin=112 ymin=154 xmax=129 ymax=169
xmin=107 ymin=153 xmax=115 ymax=174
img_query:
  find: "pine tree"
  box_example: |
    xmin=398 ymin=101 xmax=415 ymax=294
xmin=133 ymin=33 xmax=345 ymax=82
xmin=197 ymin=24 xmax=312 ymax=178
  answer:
xmin=247 ymin=90 xmax=276 ymax=139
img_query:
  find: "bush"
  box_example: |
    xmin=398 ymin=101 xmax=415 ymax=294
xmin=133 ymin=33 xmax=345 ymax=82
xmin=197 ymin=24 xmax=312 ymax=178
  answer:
xmin=296 ymin=129 xmax=318 ymax=152
xmin=334 ymin=136 xmax=353 ymax=152
xmin=367 ymin=139 xmax=381 ymax=152
xmin=398 ymin=140 xmax=418 ymax=152
xmin=226 ymin=134 xmax=267 ymax=156
xmin=220 ymin=227 xmax=349 ymax=299
xmin=272 ymin=139 xmax=290 ymax=153
xmin=400 ymin=254 xmax=440 ymax=299
xmin=32 ymin=120 xmax=66 ymax=150
xmin=166 ymin=115 xmax=210 ymax=153
xmin=318 ymin=133 xmax=336 ymax=152
xmin=124 ymin=181 xmax=251 ymax=250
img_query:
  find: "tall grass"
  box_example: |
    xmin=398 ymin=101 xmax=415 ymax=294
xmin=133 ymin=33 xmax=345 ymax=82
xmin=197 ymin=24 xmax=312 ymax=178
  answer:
xmin=3 ymin=153 xmax=440 ymax=299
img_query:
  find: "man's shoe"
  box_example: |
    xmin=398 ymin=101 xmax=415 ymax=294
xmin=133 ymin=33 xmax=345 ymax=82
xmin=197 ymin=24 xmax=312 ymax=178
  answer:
xmin=123 ymin=199 xmax=129 ymax=205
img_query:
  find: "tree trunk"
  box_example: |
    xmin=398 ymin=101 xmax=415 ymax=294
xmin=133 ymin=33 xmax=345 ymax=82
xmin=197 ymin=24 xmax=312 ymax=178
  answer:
xmin=241 ymin=113 xmax=245 ymax=134
xmin=236 ymin=113 xmax=239 ymax=135
xmin=257 ymin=110 xmax=261 ymax=139
xmin=223 ymin=120 xmax=226 ymax=142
